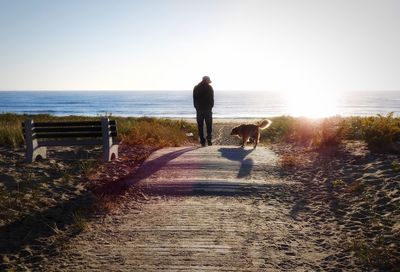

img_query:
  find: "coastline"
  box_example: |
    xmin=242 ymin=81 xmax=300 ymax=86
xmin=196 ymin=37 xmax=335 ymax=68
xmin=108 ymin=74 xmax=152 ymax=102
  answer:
xmin=1 ymin=90 xmax=400 ymax=118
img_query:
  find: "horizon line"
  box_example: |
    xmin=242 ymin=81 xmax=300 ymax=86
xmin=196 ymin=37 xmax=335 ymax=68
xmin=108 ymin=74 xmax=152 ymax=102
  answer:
xmin=1 ymin=89 xmax=400 ymax=92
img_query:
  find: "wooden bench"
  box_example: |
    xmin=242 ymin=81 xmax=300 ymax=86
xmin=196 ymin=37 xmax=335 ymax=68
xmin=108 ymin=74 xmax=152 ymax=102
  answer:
xmin=22 ymin=118 xmax=119 ymax=163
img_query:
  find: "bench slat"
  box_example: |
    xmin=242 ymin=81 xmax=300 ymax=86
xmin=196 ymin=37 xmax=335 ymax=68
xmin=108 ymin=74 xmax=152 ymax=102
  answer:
xmin=39 ymin=139 xmax=103 ymax=147
xmin=21 ymin=120 xmax=116 ymax=127
xmin=27 ymin=126 xmax=116 ymax=133
xmin=23 ymin=126 xmax=116 ymax=134
xmin=38 ymin=139 xmax=102 ymax=146
xmin=33 ymin=131 xmax=117 ymax=139
xmin=32 ymin=127 xmax=101 ymax=133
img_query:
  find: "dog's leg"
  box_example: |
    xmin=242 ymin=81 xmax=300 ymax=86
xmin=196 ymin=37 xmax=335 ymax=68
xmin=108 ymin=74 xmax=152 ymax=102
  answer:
xmin=242 ymin=136 xmax=249 ymax=147
xmin=254 ymin=131 xmax=260 ymax=149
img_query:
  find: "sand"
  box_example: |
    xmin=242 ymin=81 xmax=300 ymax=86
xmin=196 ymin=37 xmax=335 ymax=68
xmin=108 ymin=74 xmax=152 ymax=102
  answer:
xmin=1 ymin=122 xmax=399 ymax=271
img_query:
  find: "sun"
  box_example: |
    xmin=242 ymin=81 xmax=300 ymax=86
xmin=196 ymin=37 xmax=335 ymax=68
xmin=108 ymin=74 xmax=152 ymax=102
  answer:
xmin=284 ymin=90 xmax=339 ymax=118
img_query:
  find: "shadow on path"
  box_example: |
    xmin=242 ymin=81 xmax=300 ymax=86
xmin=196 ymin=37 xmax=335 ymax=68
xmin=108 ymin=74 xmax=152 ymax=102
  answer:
xmin=91 ymin=147 xmax=199 ymax=199
xmin=218 ymin=147 xmax=254 ymax=178
xmin=126 ymin=147 xmax=198 ymax=184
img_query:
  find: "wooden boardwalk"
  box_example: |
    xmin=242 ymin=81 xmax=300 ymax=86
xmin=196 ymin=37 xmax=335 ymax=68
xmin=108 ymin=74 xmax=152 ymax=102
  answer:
xmin=43 ymin=146 xmax=336 ymax=271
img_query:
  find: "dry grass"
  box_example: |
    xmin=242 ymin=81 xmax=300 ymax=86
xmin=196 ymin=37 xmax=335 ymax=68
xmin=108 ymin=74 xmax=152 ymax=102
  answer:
xmin=279 ymin=154 xmax=306 ymax=169
xmin=121 ymin=118 xmax=193 ymax=148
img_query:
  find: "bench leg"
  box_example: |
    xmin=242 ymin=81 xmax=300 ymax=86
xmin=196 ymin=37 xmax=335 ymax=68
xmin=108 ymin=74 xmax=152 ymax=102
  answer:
xmin=26 ymin=146 xmax=47 ymax=163
xmin=102 ymin=144 xmax=118 ymax=162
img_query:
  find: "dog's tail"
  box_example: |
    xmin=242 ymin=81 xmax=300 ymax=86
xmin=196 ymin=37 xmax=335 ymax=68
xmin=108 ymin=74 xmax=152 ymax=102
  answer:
xmin=258 ymin=119 xmax=272 ymax=129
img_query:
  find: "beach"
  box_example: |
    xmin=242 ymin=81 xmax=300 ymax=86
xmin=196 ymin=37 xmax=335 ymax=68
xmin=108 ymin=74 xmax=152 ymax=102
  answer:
xmin=0 ymin=116 xmax=399 ymax=270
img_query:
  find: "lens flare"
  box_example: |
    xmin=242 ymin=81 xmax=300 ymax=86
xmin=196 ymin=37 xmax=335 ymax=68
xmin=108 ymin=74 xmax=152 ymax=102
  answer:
xmin=284 ymin=90 xmax=339 ymax=118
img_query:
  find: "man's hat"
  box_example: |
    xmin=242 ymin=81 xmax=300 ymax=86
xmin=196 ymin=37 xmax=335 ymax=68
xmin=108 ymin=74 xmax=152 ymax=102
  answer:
xmin=202 ymin=76 xmax=212 ymax=83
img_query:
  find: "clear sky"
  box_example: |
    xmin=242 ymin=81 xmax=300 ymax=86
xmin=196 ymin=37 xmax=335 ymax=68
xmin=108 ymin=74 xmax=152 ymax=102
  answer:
xmin=0 ymin=0 xmax=399 ymax=91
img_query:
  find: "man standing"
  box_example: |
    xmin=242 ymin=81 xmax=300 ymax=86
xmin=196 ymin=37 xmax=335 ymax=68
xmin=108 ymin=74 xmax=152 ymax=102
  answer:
xmin=193 ymin=76 xmax=214 ymax=147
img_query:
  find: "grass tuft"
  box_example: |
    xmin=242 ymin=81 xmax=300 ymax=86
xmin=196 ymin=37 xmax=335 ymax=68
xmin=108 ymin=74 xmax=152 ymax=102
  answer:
xmin=72 ymin=211 xmax=87 ymax=232
xmin=391 ymin=160 xmax=400 ymax=172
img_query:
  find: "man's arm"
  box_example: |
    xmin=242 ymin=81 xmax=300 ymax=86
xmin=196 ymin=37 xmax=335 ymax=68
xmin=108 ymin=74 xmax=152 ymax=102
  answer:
xmin=210 ymin=86 xmax=214 ymax=108
xmin=193 ymin=87 xmax=199 ymax=109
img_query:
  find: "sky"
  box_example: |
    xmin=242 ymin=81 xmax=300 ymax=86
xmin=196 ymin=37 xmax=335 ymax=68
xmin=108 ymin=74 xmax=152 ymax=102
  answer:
xmin=0 ymin=0 xmax=399 ymax=92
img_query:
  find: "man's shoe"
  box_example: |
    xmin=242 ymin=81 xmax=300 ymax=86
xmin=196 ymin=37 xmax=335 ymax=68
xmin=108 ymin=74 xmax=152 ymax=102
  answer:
xmin=207 ymin=140 xmax=212 ymax=146
xmin=200 ymin=141 xmax=206 ymax=147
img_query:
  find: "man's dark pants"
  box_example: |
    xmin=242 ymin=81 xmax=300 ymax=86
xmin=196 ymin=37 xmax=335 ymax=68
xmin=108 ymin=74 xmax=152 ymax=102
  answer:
xmin=196 ymin=109 xmax=212 ymax=144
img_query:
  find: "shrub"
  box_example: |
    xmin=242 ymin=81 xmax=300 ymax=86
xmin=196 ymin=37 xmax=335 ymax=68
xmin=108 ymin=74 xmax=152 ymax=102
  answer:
xmin=290 ymin=117 xmax=316 ymax=144
xmin=311 ymin=117 xmax=344 ymax=149
xmin=362 ymin=113 xmax=400 ymax=152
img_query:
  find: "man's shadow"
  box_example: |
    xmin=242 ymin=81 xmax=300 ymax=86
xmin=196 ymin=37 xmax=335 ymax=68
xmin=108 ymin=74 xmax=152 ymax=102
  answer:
xmin=218 ymin=147 xmax=254 ymax=178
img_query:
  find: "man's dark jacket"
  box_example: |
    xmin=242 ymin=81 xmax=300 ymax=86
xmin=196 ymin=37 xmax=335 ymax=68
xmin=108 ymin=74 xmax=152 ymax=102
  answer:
xmin=193 ymin=82 xmax=214 ymax=111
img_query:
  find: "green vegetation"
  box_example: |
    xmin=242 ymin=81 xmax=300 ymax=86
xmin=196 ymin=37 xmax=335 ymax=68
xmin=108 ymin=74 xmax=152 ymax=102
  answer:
xmin=262 ymin=113 xmax=400 ymax=152
xmin=392 ymin=160 xmax=400 ymax=172
xmin=343 ymin=112 xmax=400 ymax=152
xmin=0 ymin=113 xmax=197 ymax=148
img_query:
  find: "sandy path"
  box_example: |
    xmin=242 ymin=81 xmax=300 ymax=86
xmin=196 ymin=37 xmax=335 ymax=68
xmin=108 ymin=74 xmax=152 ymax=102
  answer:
xmin=39 ymin=145 xmax=349 ymax=271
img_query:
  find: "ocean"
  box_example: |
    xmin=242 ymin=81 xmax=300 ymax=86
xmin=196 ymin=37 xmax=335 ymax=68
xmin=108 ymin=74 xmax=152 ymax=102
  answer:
xmin=0 ymin=91 xmax=399 ymax=118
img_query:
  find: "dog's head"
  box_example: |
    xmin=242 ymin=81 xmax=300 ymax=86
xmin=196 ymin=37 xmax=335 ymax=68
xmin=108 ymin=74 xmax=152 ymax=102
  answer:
xmin=230 ymin=126 xmax=240 ymax=136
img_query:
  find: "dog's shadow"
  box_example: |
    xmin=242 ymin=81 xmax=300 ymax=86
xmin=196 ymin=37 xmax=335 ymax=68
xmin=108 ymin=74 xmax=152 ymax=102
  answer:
xmin=218 ymin=147 xmax=254 ymax=178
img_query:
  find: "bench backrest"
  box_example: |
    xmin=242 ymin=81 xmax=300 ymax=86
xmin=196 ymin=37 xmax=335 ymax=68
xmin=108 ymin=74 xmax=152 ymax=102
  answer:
xmin=22 ymin=119 xmax=118 ymax=147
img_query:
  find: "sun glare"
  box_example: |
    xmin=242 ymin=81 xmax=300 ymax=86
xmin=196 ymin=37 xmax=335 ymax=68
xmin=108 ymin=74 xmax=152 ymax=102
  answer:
xmin=284 ymin=90 xmax=339 ymax=118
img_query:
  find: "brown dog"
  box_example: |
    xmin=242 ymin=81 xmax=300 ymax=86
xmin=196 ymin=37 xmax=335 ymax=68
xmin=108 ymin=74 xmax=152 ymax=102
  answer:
xmin=230 ymin=120 xmax=272 ymax=148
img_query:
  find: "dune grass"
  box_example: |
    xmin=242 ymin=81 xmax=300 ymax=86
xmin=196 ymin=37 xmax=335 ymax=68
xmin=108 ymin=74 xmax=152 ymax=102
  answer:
xmin=120 ymin=117 xmax=196 ymax=148
xmin=261 ymin=113 xmax=400 ymax=152
xmin=0 ymin=113 xmax=197 ymax=148
xmin=1 ymin=112 xmax=399 ymax=152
